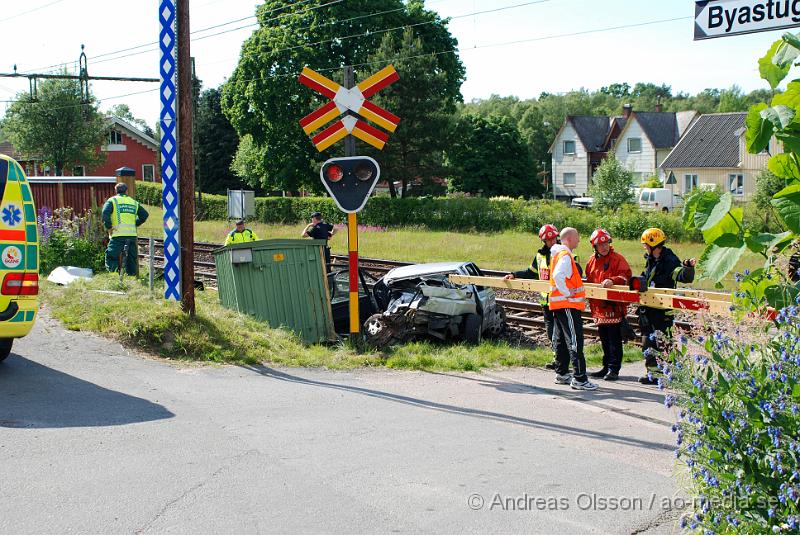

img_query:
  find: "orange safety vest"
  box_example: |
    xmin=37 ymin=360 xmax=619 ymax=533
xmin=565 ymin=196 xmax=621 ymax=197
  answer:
xmin=548 ymin=249 xmax=586 ymax=310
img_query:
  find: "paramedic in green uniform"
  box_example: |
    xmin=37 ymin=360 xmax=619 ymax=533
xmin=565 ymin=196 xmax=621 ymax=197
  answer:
xmin=102 ymin=183 xmax=149 ymax=275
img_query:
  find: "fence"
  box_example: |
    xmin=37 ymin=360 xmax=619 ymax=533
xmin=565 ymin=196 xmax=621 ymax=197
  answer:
xmin=28 ymin=177 xmax=117 ymax=214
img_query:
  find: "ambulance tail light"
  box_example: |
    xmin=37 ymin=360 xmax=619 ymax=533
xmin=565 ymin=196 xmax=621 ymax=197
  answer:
xmin=2 ymin=273 xmax=39 ymax=296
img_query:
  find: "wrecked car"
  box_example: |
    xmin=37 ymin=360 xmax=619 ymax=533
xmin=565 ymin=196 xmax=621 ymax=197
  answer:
xmin=364 ymin=262 xmax=506 ymax=348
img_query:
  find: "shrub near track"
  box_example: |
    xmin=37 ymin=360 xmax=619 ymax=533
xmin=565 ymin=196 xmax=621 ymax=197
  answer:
xmin=136 ymin=181 xmax=700 ymax=241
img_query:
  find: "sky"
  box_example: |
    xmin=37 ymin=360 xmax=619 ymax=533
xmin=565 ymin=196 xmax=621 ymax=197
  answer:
xmin=0 ymin=0 xmax=790 ymax=128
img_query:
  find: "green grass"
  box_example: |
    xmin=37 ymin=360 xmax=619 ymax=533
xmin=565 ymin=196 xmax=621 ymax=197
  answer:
xmin=139 ymin=205 xmax=760 ymax=290
xmin=42 ymin=274 xmax=640 ymax=371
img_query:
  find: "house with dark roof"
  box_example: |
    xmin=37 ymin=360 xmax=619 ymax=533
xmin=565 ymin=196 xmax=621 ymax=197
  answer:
xmin=612 ymin=110 xmax=697 ymax=182
xmin=549 ymin=105 xmax=697 ymax=199
xmin=660 ymin=112 xmax=780 ymax=200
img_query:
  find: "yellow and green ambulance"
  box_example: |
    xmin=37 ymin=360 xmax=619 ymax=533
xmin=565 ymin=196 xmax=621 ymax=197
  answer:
xmin=0 ymin=154 xmax=39 ymax=361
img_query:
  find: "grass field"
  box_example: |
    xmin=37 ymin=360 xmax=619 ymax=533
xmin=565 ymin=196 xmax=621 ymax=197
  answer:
xmin=42 ymin=274 xmax=642 ymax=371
xmin=138 ymin=205 xmax=759 ymax=290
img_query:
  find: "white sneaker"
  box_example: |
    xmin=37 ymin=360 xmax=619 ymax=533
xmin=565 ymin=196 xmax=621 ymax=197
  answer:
xmin=554 ymin=373 xmax=573 ymax=385
xmin=570 ymin=378 xmax=599 ymax=391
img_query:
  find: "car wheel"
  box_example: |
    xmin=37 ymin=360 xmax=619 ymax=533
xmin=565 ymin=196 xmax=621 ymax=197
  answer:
xmin=463 ymin=313 xmax=482 ymax=345
xmin=364 ymin=314 xmax=396 ymax=349
xmin=661 ymin=207 xmax=669 ymax=213
xmin=484 ymin=306 xmax=506 ymax=338
xmin=0 ymin=338 xmax=13 ymax=362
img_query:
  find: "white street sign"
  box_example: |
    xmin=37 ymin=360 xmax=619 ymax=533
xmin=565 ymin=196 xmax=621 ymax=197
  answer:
xmin=695 ymin=0 xmax=800 ymax=40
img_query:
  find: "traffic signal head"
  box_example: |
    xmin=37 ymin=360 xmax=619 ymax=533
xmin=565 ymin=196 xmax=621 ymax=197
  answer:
xmin=319 ymin=156 xmax=381 ymax=213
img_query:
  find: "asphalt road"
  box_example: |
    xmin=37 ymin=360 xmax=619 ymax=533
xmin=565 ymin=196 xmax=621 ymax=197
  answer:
xmin=1 ymin=311 xmax=687 ymax=535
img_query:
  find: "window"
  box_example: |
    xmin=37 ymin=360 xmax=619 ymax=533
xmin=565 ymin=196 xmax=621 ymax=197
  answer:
xmin=631 ymin=172 xmax=644 ymax=183
xmin=142 ymin=164 xmax=155 ymax=182
xmin=563 ymin=172 xmax=576 ymax=186
xmin=109 ymin=130 xmax=123 ymax=145
xmin=627 ymin=137 xmax=642 ymax=153
xmin=563 ymin=140 xmax=576 ymax=155
xmin=72 ymin=166 xmax=85 ymax=176
xmin=684 ymin=174 xmax=698 ymax=193
xmin=729 ymin=174 xmax=744 ymax=195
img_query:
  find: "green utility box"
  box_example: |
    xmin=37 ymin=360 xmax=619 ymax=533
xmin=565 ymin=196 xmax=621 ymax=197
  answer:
xmin=213 ymin=239 xmax=336 ymax=344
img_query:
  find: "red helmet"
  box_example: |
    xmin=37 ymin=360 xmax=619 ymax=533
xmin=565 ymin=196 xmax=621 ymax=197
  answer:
xmin=539 ymin=224 xmax=558 ymax=241
xmin=590 ymin=228 xmax=612 ymax=246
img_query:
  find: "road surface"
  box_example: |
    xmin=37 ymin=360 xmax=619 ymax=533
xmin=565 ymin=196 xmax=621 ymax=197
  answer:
xmin=1 ymin=311 xmax=687 ymax=534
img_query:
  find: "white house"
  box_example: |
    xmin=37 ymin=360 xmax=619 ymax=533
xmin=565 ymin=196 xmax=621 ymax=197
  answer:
xmin=613 ymin=110 xmax=698 ymax=181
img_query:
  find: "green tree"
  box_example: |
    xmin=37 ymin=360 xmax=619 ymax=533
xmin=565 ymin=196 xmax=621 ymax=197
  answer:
xmin=108 ymin=103 xmax=155 ymax=137
xmin=445 ymin=114 xmax=540 ymax=198
xmin=588 ymin=154 xmax=634 ymax=210
xmin=717 ymin=85 xmax=749 ymax=112
xmin=752 ymin=169 xmax=789 ymax=229
xmin=2 ymin=77 xmax=107 ymax=175
xmin=366 ymin=27 xmax=464 ymax=197
xmin=221 ymin=0 xmax=462 ymax=192
xmin=195 ymin=87 xmax=243 ymax=195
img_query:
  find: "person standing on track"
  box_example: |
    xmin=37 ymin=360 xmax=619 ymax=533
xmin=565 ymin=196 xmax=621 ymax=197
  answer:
xmin=102 ymin=183 xmax=148 ymax=276
xmin=503 ymin=224 xmax=568 ymax=370
xmin=224 ymin=219 xmax=259 ymax=246
xmin=302 ymin=212 xmax=336 ymax=271
xmin=584 ymin=229 xmax=632 ymax=381
xmin=549 ymin=227 xmax=597 ymax=391
xmin=636 ymin=228 xmax=696 ymax=385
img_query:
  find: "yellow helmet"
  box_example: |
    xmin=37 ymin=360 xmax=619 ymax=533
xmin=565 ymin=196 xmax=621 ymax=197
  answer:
xmin=641 ymin=228 xmax=666 ymax=247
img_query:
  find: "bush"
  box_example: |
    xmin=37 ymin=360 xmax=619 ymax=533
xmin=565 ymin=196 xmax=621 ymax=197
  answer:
xmin=588 ymin=154 xmax=635 ymax=211
xmin=38 ymin=208 xmax=106 ymax=275
xmin=135 ymin=182 xmax=700 ymax=241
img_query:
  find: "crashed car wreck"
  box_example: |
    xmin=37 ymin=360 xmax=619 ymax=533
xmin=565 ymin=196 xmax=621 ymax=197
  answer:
xmin=364 ymin=262 xmax=506 ymax=348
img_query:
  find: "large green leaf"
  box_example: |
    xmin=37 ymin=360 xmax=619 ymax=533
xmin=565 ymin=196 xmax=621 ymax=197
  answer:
xmin=746 ymin=103 xmax=773 ymax=154
xmin=703 ymin=207 xmax=742 ymax=244
xmin=774 ymin=32 xmax=800 ymax=68
xmin=765 ymin=284 xmax=800 ymax=309
xmin=771 ymin=183 xmax=800 ymax=233
xmin=762 ymin=105 xmax=796 ymax=131
xmin=699 ymin=234 xmax=747 ymax=283
xmin=692 ymin=192 xmax=723 ymax=230
xmin=745 ymin=231 xmax=781 ymax=253
xmin=760 ymin=40 xmax=792 ymax=89
xmin=768 ymin=153 xmax=800 ymax=180
xmin=700 ymin=192 xmax=733 ymax=231
xmin=772 ymin=80 xmax=800 ymax=109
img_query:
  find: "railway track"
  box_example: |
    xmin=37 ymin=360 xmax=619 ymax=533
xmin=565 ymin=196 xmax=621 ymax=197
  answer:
xmin=137 ymin=237 xmax=696 ymax=343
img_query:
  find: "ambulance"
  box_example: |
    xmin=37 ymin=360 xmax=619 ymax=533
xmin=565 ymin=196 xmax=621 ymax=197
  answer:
xmin=0 ymin=154 xmax=39 ymax=361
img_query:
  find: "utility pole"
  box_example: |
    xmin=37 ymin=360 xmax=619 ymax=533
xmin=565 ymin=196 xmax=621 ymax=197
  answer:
xmin=343 ymin=66 xmax=359 ymax=340
xmin=177 ymin=0 xmax=196 ymax=315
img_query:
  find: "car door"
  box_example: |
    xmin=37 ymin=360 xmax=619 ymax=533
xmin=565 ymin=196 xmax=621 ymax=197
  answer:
xmin=462 ymin=263 xmax=496 ymax=330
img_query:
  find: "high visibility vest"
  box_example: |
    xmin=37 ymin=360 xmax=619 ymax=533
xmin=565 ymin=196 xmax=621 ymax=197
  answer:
xmin=225 ymin=229 xmax=258 ymax=245
xmin=533 ymin=252 xmax=551 ymax=306
xmin=110 ymin=195 xmax=139 ymax=237
xmin=548 ymin=249 xmax=586 ymax=310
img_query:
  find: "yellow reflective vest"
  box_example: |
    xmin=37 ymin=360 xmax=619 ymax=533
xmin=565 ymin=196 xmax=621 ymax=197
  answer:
xmin=110 ymin=195 xmax=140 ymax=237
xmin=224 ymin=228 xmax=259 ymax=246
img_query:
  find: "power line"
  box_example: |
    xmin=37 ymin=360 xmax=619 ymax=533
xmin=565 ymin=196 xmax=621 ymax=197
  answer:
xmin=0 ymin=0 xmax=67 ymax=24
xmin=0 ymin=14 xmax=692 ymax=115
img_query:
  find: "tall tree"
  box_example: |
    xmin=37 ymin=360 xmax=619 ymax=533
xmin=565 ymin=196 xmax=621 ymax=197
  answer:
xmin=195 ymin=87 xmax=242 ymax=195
xmin=2 ymin=77 xmax=107 ymax=175
xmin=589 ymin=154 xmax=635 ymax=211
xmin=221 ymin=0 xmax=463 ymax=192
xmin=445 ymin=114 xmax=541 ymax=198
xmin=365 ymin=27 xmax=464 ymax=197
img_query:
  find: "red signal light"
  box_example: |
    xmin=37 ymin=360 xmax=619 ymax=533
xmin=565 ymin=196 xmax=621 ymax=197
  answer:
xmin=326 ymin=164 xmax=344 ymax=182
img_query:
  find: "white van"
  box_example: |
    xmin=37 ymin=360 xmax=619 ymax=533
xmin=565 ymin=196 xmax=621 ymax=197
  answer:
xmin=639 ymin=188 xmax=683 ymax=213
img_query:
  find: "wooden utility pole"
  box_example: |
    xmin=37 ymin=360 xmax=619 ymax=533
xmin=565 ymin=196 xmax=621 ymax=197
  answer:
xmin=177 ymin=0 xmax=196 ymax=315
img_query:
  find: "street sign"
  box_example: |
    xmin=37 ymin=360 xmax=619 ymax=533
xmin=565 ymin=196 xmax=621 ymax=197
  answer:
xmin=319 ymin=157 xmax=381 ymax=213
xmin=666 ymin=171 xmax=677 ymax=185
xmin=298 ymin=66 xmax=400 ymax=151
xmin=694 ymin=0 xmax=800 ymax=40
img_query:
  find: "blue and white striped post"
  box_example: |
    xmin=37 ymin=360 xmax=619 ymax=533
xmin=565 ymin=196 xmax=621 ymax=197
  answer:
xmin=159 ymin=0 xmax=180 ymax=301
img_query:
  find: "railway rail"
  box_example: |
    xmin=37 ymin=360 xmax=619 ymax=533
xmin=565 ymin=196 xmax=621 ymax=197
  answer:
xmin=136 ymin=237 xmax=696 ymax=342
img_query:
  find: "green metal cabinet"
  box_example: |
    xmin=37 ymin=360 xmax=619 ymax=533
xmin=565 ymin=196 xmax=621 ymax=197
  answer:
xmin=213 ymin=239 xmax=336 ymax=344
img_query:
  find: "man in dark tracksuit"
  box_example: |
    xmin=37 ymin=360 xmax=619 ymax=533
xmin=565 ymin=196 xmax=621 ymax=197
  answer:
xmin=637 ymin=228 xmax=696 ymax=385
xmin=504 ymin=224 xmax=570 ymax=368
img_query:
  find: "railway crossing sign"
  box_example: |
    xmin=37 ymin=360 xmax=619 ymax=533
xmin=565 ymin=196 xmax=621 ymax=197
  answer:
xmin=298 ymin=65 xmax=400 ymax=151
xmin=320 ymin=157 xmax=381 ymax=213
xmin=694 ymin=0 xmax=800 ymax=40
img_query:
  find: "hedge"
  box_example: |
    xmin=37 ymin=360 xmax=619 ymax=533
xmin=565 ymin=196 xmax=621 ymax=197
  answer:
xmin=135 ymin=181 xmax=702 ymax=242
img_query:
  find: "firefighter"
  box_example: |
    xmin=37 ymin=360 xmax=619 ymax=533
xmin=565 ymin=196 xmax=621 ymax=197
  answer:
xmin=549 ymin=227 xmax=597 ymax=391
xmin=224 ymin=220 xmax=259 ymax=246
xmin=637 ymin=228 xmax=696 ymax=385
xmin=585 ymin=229 xmax=632 ymax=381
xmin=102 ymin=183 xmax=148 ymax=276
xmin=504 ymin=224 xmax=568 ymax=369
